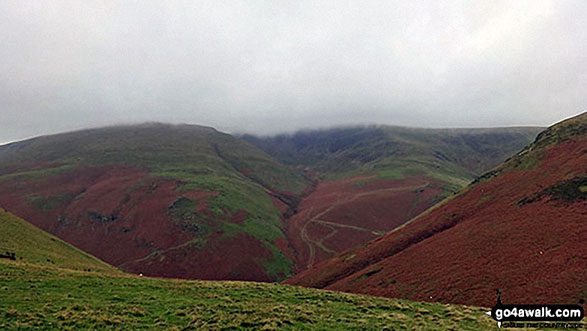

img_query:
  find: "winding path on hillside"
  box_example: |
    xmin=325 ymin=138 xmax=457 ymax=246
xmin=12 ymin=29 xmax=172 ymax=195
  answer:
xmin=119 ymin=237 xmax=205 ymax=270
xmin=300 ymin=181 xmax=430 ymax=269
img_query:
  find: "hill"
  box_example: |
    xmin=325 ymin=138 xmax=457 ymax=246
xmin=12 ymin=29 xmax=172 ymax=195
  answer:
xmin=246 ymin=126 xmax=542 ymax=271
xmin=0 ymin=123 xmax=311 ymax=281
xmin=0 ymin=123 xmax=542 ymax=280
xmin=286 ymin=113 xmax=586 ymax=307
xmin=0 ymin=208 xmax=116 ymax=273
xmin=243 ymin=125 xmax=542 ymax=182
xmin=0 ymin=209 xmax=497 ymax=330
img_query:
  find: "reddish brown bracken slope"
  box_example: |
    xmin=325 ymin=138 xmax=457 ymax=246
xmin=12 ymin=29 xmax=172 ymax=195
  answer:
xmin=0 ymin=165 xmax=273 ymax=280
xmin=286 ymin=112 xmax=587 ymax=308
xmin=0 ymin=124 xmax=311 ymax=282
xmin=287 ymin=175 xmax=446 ymax=272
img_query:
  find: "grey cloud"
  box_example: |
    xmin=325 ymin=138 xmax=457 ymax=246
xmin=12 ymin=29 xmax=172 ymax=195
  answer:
xmin=1 ymin=0 xmax=586 ymax=143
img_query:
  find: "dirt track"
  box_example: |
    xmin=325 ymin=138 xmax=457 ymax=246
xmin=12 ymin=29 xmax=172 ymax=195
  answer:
xmin=299 ymin=181 xmax=430 ymax=269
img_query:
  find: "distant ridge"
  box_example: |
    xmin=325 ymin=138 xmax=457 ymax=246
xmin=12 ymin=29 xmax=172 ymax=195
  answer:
xmin=286 ymin=112 xmax=586 ymax=307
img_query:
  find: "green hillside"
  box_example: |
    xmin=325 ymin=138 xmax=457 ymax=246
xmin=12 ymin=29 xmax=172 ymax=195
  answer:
xmin=0 ymin=209 xmax=496 ymax=330
xmin=0 ymin=124 xmax=543 ymax=282
xmin=0 ymin=123 xmax=310 ymax=195
xmin=287 ymin=113 xmax=586 ymax=310
xmin=0 ymin=124 xmax=311 ymax=281
xmin=244 ymin=125 xmax=542 ymax=190
xmin=0 ymin=208 xmax=116 ymax=273
xmin=0 ymin=265 xmax=497 ymax=330
xmin=475 ymin=112 xmax=587 ymax=183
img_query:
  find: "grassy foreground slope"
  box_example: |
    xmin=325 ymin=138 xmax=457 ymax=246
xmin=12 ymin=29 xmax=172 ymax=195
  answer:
xmin=286 ymin=113 xmax=587 ymax=308
xmin=0 ymin=210 xmax=496 ymax=330
xmin=0 ymin=124 xmax=311 ymax=281
xmin=0 ymin=264 xmax=497 ymax=330
xmin=0 ymin=208 xmax=116 ymax=273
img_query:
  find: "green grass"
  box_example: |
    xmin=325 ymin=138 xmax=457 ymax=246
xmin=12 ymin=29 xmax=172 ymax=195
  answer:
xmin=168 ymin=173 xmax=294 ymax=278
xmin=166 ymin=196 xmax=210 ymax=236
xmin=0 ymin=261 xmax=497 ymax=330
xmin=0 ymin=124 xmax=310 ymax=196
xmin=209 ymin=132 xmax=310 ymax=195
xmin=0 ymin=125 xmax=307 ymax=231
xmin=27 ymin=193 xmax=71 ymax=212
xmin=0 ymin=209 xmax=116 ymax=273
xmin=173 ymin=174 xmax=294 ymax=278
xmin=0 ymin=165 xmax=75 ymax=183
xmin=261 ymin=243 xmax=294 ymax=280
xmin=201 ymin=178 xmax=279 ymax=222
xmin=512 ymin=154 xmax=539 ymax=171
xmin=222 ymin=217 xmax=292 ymax=279
xmin=531 ymin=112 xmax=587 ymax=150
xmin=0 ymin=208 xmax=498 ymax=330
xmin=378 ymin=162 xmax=470 ymax=188
xmin=348 ymin=157 xmax=472 ymax=200
xmin=222 ymin=218 xmax=283 ymax=242
xmin=245 ymin=125 xmax=542 ymax=184
xmin=0 ymin=124 xmax=312 ymax=279
xmin=475 ymin=113 xmax=586 ymax=184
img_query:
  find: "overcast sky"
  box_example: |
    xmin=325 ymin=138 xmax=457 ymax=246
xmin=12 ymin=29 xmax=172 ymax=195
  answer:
xmin=1 ymin=1 xmax=586 ymax=143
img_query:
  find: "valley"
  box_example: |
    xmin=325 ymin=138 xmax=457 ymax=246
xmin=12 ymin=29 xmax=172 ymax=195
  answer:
xmin=0 ymin=114 xmax=584 ymax=329
xmin=248 ymin=125 xmax=543 ymax=271
xmin=289 ymin=176 xmax=440 ymax=271
xmin=0 ymin=123 xmax=541 ymax=283
xmin=287 ymin=113 xmax=587 ymax=308
xmin=2 ymin=2 xmax=585 ymax=328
